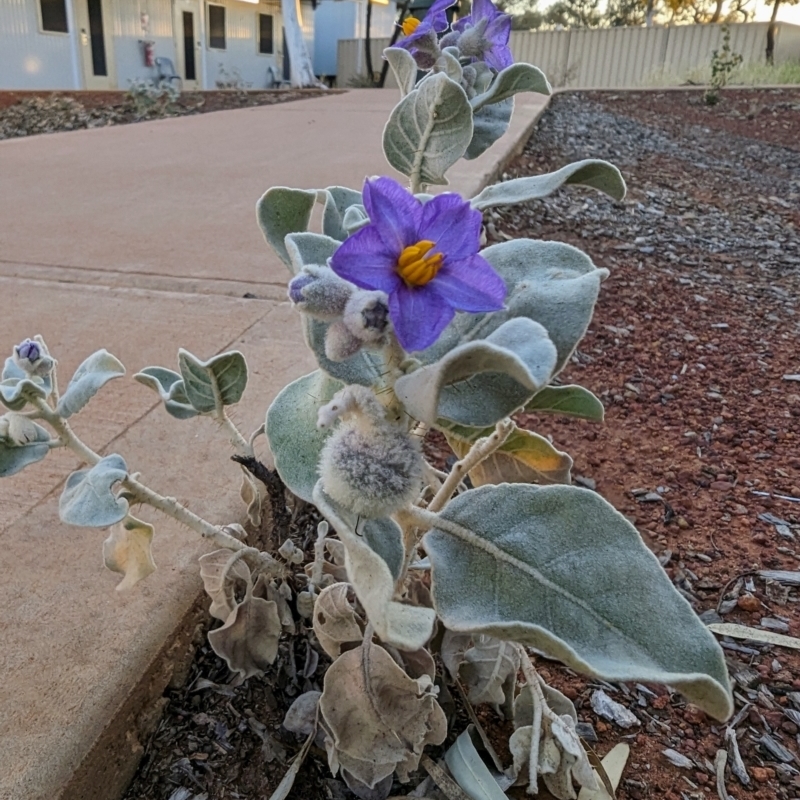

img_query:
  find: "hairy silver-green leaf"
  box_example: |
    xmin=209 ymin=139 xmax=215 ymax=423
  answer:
xmin=471 ymin=160 xmax=626 ymax=210
xmin=134 ymin=366 xmax=199 ymax=420
xmin=425 ymin=484 xmax=733 ymax=720
xmin=419 ymin=240 xmax=608 ymax=424
xmin=0 ymin=357 xmax=52 ymax=411
xmin=0 ymin=417 xmax=52 ymax=476
xmin=342 ymin=204 xmax=369 ymax=234
xmin=383 ymin=72 xmax=473 ymax=186
xmin=472 ymin=63 xmax=551 ymax=111
xmin=460 ymin=635 xmax=520 ymax=706
xmin=320 ymin=187 xmax=364 ymax=242
xmin=59 ymin=454 xmax=129 ymax=527
xmin=178 ymin=349 xmax=247 ymax=413
xmin=266 ymin=370 xmax=342 ymax=503
xmin=435 ymin=49 xmax=463 ymax=83
xmin=444 ymin=727 xmax=508 ymax=800
xmin=384 ymin=46 xmax=418 ymax=96
xmin=314 ymin=483 xmax=434 ymax=651
xmin=285 ymin=231 xmax=341 ymax=274
xmin=56 ymin=349 xmax=125 ymax=418
xmin=396 ymin=318 xmax=557 ymax=426
xmin=103 ymin=514 xmax=156 ymax=591
xmin=256 ymin=186 xmax=317 ymax=268
xmin=465 ymin=98 xmax=512 ymax=161
xmin=525 ymin=385 xmax=605 ymax=422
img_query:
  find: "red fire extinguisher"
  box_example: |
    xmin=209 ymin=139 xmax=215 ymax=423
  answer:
xmin=142 ymin=40 xmax=155 ymax=67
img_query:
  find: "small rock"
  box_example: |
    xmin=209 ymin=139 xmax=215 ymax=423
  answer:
xmin=591 ymin=689 xmax=640 ymax=728
xmin=710 ymin=481 xmax=733 ymax=490
xmin=751 ymin=766 xmax=770 ymax=783
xmin=574 ymin=475 xmax=597 ymax=491
xmin=683 ymin=704 xmax=707 ymax=725
xmin=677 ymin=516 xmax=690 ymax=529
xmin=737 ymin=593 xmax=761 ymax=612
xmin=662 ymin=748 xmax=694 ymax=769
xmin=752 ymin=532 xmax=770 ymax=545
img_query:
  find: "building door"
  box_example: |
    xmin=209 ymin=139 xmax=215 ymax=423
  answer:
xmin=173 ymin=0 xmax=202 ymax=89
xmin=74 ymin=0 xmax=115 ymax=89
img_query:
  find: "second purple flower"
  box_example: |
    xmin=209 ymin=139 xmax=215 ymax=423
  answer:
xmin=329 ymin=177 xmax=506 ymax=353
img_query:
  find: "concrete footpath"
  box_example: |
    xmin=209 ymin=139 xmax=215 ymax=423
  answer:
xmin=0 ymin=88 xmax=548 ymax=800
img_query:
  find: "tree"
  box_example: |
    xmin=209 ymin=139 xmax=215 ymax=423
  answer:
xmin=544 ymin=0 xmax=602 ymax=27
xmin=764 ymin=0 xmax=799 ymax=63
xmin=605 ymin=0 xmax=647 ymax=26
xmin=497 ymin=0 xmax=544 ymax=29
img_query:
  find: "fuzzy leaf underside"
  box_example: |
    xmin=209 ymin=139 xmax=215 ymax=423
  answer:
xmin=395 ymin=318 xmax=557 ymax=427
xmin=424 ymin=483 xmax=733 ymax=720
xmin=471 ymin=159 xmax=626 ymax=210
xmin=0 ymin=357 xmax=52 ymax=411
xmin=0 ymin=420 xmax=52 ymax=477
xmin=59 ymin=454 xmax=129 ymax=528
xmin=471 ymin=63 xmax=551 ymax=111
xmin=134 ymin=366 xmax=199 ymax=420
xmin=383 ymin=72 xmax=473 ymax=186
xmin=57 ymin=349 xmax=125 ymax=418
xmin=384 ymin=46 xmax=418 ymax=97
xmin=320 ymin=187 xmax=364 ymax=242
xmin=256 ymin=186 xmax=317 ymax=268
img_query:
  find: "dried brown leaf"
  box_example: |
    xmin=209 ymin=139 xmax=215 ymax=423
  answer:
xmin=208 ymin=581 xmax=282 ymax=680
xmin=319 ymin=641 xmax=447 ymax=789
xmin=102 ymin=514 xmax=156 ymax=591
xmin=198 ymin=548 xmax=251 ymax=622
xmin=313 ymin=582 xmax=364 ymax=659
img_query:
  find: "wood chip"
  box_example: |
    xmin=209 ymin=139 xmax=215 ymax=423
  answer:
xmin=708 ymin=622 xmax=800 ymax=650
xmin=591 ymin=689 xmax=640 ymax=728
xmin=662 ymin=749 xmax=694 ymax=769
xmin=724 ymin=727 xmax=750 ymax=786
xmin=758 ymin=570 xmax=800 ymax=586
xmin=714 ymin=749 xmax=731 ymax=800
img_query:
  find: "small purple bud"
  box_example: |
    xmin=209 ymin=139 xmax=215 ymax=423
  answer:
xmin=16 ymin=339 xmax=41 ymax=362
xmin=288 ymin=273 xmax=315 ymax=305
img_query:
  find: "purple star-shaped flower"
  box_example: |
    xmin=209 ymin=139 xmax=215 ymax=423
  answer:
xmin=451 ymin=0 xmax=513 ymax=71
xmin=329 ymin=177 xmax=506 ymax=353
xmin=396 ymin=0 xmax=456 ymax=69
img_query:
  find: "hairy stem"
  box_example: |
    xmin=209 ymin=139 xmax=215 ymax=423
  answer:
xmin=428 ymin=418 xmax=514 ymax=512
xmin=33 ymin=397 xmax=271 ymax=559
xmin=216 ymin=409 xmax=252 ymax=456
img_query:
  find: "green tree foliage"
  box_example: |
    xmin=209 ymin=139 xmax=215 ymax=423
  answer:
xmin=497 ymin=0 xmax=544 ymax=29
xmin=544 ymin=0 xmax=602 ymax=27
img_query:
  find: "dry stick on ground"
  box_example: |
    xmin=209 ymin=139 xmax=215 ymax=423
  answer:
xmin=231 ymin=454 xmax=292 ymax=538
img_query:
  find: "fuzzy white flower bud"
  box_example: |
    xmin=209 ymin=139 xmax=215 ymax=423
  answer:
xmin=341 ymin=290 xmax=390 ymax=344
xmin=13 ymin=338 xmax=54 ymax=378
xmin=318 ymin=386 xmax=423 ymax=518
xmin=324 ymin=321 xmax=364 ymax=362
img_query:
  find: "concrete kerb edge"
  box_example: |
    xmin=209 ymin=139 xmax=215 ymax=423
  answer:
xmin=55 ymin=91 xmax=553 ymax=800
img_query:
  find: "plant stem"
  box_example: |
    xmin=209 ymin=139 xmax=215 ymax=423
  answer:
xmin=33 ymin=397 xmax=270 ymax=559
xmin=216 ymin=409 xmax=252 ymax=456
xmin=427 ymin=418 xmax=514 ymax=512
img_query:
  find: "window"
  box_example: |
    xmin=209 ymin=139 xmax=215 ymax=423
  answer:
xmin=259 ymin=13 xmax=274 ymax=55
xmin=40 ymin=0 xmax=68 ymax=33
xmin=208 ymin=4 xmax=226 ymax=49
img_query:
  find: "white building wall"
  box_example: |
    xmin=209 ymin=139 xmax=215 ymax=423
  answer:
xmin=108 ymin=0 xmax=177 ymax=89
xmin=0 ymin=0 xmax=78 ymax=89
xmin=205 ymin=0 xmax=283 ymax=89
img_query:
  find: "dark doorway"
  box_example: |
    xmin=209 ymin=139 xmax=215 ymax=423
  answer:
xmin=182 ymin=11 xmax=196 ymax=81
xmin=86 ymin=0 xmax=107 ymax=76
xmin=282 ymin=29 xmax=290 ymax=81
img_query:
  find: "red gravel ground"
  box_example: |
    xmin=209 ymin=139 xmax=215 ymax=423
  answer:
xmin=491 ymin=88 xmax=800 ymax=800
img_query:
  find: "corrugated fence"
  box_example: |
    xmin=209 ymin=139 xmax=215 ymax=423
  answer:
xmin=337 ymin=21 xmax=800 ymax=89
